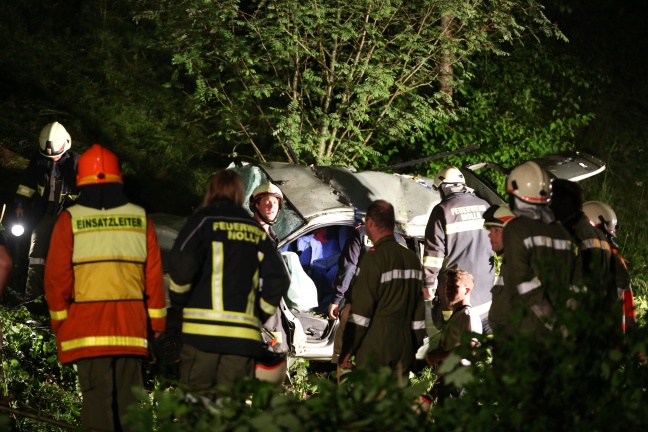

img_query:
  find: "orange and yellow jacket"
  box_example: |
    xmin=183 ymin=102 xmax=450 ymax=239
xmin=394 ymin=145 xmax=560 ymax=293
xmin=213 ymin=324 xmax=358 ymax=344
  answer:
xmin=44 ymin=203 xmax=166 ymax=364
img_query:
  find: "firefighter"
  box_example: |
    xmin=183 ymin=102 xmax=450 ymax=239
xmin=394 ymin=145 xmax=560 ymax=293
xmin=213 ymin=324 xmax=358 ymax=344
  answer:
xmin=249 ymin=181 xmax=283 ymax=243
xmin=339 ymin=200 xmax=426 ymax=378
xmin=583 ymin=201 xmax=637 ymax=331
xmin=169 ymin=171 xmax=290 ymax=391
xmin=481 ymin=204 xmax=516 ymax=333
xmin=44 ymin=144 xmax=166 ymax=432
xmin=500 ymin=161 xmax=579 ymax=337
xmin=550 ymin=179 xmax=614 ymax=307
xmin=248 ymin=181 xmax=290 ymax=385
xmin=15 ymin=122 xmax=80 ymax=300
xmin=423 ymin=166 xmax=494 ymax=332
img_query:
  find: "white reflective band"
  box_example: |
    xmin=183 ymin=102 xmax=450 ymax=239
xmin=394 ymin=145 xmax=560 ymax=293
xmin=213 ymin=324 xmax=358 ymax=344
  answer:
xmin=29 ymin=258 xmax=46 ymax=266
xmin=445 ymin=218 xmax=485 ymax=235
xmin=423 ymin=256 xmax=444 ymax=269
xmin=471 ymin=301 xmax=492 ymax=317
xmin=380 ymin=269 xmax=424 ymax=283
xmin=523 ymin=236 xmax=572 ymax=250
xmin=411 ymin=320 xmax=426 ymax=330
xmin=517 ymin=277 xmax=542 ymax=295
xmin=170 ymin=280 xmax=191 ymax=294
xmin=348 ymin=313 xmax=371 ymax=327
xmin=495 ymin=276 xmax=504 ymax=285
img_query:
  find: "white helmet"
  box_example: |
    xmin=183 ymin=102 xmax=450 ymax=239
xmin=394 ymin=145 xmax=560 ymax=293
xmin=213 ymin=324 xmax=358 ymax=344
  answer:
xmin=483 ymin=204 xmax=516 ymax=228
xmin=583 ymin=201 xmax=617 ymax=235
xmin=433 ymin=166 xmax=465 ymax=189
xmin=39 ymin=122 xmax=71 ymax=158
xmin=506 ymin=161 xmax=551 ymax=204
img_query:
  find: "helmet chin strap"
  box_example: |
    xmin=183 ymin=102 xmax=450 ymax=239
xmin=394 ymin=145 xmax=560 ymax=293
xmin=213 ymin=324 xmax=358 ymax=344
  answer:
xmin=252 ymin=202 xmax=278 ymax=226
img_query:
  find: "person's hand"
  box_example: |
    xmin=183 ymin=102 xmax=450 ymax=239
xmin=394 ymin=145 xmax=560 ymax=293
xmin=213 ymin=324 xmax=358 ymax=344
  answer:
xmin=339 ymin=352 xmax=353 ymax=369
xmin=423 ymin=286 xmax=435 ymax=300
xmin=328 ymin=303 xmax=339 ymax=320
xmin=15 ymin=207 xmax=24 ymax=218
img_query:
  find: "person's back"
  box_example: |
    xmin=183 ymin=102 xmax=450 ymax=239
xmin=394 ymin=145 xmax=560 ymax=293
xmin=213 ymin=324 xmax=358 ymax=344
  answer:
xmin=501 ymin=214 xmax=578 ymax=336
xmin=348 ymin=235 xmax=425 ymax=371
xmin=424 ymin=167 xmax=494 ymax=328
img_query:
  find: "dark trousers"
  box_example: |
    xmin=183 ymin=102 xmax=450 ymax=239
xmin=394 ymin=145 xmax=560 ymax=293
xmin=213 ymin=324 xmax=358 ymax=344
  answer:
xmin=25 ymin=208 xmax=58 ymax=299
xmin=179 ymin=343 xmax=254 ymax=391
xmin=76 ymin=356 xmax=144 ymax=432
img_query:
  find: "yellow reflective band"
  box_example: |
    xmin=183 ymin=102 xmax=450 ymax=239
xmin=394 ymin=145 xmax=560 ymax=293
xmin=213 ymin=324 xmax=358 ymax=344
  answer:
xmin=16 ymin=185 xmax=36 ymax=198
xmin=259 ymin=298 xmax=276 ymax=316
xmin=49 ymin=309 xmax=68 ymax=321
xmin=442 ymin=310 xmax=453 ymax=320
xmin=61 ymin=336 xmax=148 ymax=352
xmin=183 ymin=309 xmax=260 ymax=327
xmin=423 ymin=256 xmax=444 ymax=269
xmin=170 ymin=280 xmax=191 ymax=294
xmin=182 ymin=323 xmax=261 ymax=342
xmin=148 ymin=307 xmax=167 ymax=319
xmin=446 ymin=218 xmax=486 ymax=234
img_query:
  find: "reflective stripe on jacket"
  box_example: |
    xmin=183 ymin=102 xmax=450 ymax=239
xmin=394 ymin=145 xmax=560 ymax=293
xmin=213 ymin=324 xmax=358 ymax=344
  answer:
xmin=168 ymin=200 xmax=290 ymax=358
xmin=45 ymin=204 xmax=166 ymax=364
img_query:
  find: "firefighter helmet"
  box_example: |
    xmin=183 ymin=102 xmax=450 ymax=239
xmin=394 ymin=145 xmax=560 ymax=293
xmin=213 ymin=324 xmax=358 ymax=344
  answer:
xmin=583 ymin=201 xmax=618 ymax=234
xmin=483 ymin=204 xmax=515 ymax=228
xmin=433 ymin=166 xmax=465 ymax=189
xmin=76 ymin=144 xmax=123 ymax=187
xmin=249 ymin=182 xmax=284 ymax=225
xmin=506 ymin=161 xmax=552 ymax=204
xmin=39 ymin=122 xmax=71 ymax=158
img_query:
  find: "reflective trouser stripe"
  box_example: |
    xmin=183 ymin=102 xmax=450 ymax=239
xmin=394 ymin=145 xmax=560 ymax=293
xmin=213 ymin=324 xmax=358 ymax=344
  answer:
xmin=30 ymin=258 xmax=46 ymax=266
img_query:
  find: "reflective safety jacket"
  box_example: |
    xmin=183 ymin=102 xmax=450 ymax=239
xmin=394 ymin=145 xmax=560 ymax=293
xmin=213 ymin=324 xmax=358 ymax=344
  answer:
xmin=342 ymin=235 xmax=426 ymax=373
xmin=423 ymin=190 xmax=494 ymax=319
xmin=45 ymin=203 xmax=167 ymax=364
xmin=499 ymin=217 xmax=579 ymax=336
xmin=168 ymin=200 xmax=290 ymax=359
xmin=15 ymin=150 xmax=80 ymax=217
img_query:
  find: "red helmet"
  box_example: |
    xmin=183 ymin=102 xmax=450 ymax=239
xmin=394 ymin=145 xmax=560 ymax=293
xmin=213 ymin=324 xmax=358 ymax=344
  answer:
xmin=76 ymin=144 xmax=123 ymax=187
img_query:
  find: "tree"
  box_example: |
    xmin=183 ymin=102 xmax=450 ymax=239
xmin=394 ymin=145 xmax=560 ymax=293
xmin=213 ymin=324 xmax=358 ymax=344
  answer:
xmin=135 ymin=0 xmax=566 ymax=166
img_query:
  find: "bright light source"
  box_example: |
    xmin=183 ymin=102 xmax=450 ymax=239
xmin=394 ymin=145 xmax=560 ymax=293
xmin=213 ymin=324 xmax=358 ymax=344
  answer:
xmin=11 ymin=224 xmax=24 ymax=237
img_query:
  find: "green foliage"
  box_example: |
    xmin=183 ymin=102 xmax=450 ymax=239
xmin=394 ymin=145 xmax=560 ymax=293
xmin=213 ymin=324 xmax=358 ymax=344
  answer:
xmin=432 ymin=291 xmax=648 ymax=430
xmin=0 ymin=305 xmax=81 ymax=430
xmin=135 ymin=0 xmax=566 ymax=165
xmin=415 ymin=44 xmax=595 ymax=178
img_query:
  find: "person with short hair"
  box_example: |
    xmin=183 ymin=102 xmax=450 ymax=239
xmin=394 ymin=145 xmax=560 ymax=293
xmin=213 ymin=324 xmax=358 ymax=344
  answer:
xmin=426 ymin=269 xmax=482 ymax=402
xmin=481 ymin=204 xmax=516 ymax=333
xmin=339 ymin=200 xmax=426 ymax=377
xmin=169 ymin=171 xmax=290 ymax=391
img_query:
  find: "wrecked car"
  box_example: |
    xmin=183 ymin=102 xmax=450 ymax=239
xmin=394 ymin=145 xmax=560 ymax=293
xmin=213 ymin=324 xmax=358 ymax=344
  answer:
xmin=151 ymin=151 xmax=606 ymax=372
